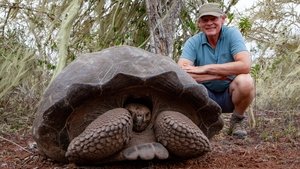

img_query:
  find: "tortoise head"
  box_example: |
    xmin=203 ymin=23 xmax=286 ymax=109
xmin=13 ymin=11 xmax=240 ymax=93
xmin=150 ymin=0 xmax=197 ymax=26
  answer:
xmin=125 ymin=103 xmax=151 ymax=132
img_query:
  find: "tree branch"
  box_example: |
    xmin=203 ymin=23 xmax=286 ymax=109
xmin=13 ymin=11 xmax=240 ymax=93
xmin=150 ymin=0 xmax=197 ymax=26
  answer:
xmin=51 ymin=0 xmax=83 ymax=82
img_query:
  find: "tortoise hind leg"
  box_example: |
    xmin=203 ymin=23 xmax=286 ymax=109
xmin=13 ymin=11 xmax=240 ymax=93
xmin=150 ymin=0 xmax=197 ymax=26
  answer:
xmin=66 ymin=108 xmax=133 ymax=164
xmin=154 ymin=111 xmax=211 ymax=158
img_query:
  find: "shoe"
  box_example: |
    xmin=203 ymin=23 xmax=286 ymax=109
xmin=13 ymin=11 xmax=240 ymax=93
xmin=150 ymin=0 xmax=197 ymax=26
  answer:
xmin=228 ymin=114 xmax=247 ymax=139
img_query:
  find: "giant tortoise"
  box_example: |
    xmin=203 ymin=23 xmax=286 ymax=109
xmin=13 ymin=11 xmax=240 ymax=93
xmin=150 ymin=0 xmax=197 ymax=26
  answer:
xmin=32 ymin=45 xmax=223 ymax=165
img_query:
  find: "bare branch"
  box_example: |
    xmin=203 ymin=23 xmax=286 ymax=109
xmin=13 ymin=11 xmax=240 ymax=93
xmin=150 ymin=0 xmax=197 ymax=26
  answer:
xmin=51 ymin=0 xmax=83 ymax=82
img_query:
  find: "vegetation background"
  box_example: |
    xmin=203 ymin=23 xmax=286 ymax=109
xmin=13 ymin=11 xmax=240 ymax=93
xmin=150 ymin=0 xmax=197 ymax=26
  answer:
xmin=0 ymin=0 xmax=299 ymax=168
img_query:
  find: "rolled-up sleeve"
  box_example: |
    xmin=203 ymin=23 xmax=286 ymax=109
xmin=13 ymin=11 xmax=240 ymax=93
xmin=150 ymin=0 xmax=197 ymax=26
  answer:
xmin=229 ymin=28 xmax=248 ymax=56
xmin=181 ymin=37 xmax=197 ymax=63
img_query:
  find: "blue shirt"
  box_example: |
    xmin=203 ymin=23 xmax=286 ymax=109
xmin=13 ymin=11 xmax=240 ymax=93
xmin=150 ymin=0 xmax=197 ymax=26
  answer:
xmin=181 ymin=25 xmax=248 ymax=92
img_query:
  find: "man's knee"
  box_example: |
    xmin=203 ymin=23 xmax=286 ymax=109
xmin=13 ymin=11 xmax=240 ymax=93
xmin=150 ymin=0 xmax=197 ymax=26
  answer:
xmin=230 ymin=74 xmax=255 ymax=96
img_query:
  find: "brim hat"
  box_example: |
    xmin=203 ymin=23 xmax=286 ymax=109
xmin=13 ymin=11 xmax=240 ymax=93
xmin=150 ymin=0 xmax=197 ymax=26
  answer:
xmin=198 ymin=3 xmax=224 ymax=18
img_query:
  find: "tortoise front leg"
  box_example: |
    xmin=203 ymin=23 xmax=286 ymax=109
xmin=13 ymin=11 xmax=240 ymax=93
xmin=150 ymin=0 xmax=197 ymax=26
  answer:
xmin=154 ymin=111 xmax=211 ymax=158
xmin=66 ymin=108 xmax=133 ymax=164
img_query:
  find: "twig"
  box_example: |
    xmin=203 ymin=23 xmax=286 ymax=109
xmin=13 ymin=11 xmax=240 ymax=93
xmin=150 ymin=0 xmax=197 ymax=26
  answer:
xmin=0 ymin=135 xmax=34 ymax=154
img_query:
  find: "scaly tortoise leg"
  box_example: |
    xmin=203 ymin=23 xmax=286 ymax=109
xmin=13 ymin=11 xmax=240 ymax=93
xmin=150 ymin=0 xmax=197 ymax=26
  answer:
xmin=154 ymin=111 xmax=211 ymax=158
xmin=66 ymin=108 xmax=133 ymax=163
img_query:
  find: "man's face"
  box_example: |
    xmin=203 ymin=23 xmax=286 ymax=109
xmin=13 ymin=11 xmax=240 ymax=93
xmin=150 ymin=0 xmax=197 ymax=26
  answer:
xmin=198 ymin=15 xmax=225 ymax=37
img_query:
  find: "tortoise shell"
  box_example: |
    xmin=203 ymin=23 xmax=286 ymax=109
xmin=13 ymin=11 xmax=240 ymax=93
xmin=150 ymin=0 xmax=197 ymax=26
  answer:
xmin=32 ymin=45 xmax=223 ymax=164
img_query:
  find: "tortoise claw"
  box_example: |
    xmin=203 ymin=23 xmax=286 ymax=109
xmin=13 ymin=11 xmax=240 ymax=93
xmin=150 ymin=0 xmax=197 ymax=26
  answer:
xmin=154 ymin=111 xmax=211 ymax=158
xmin=122 ymin=142 xmax=169 ymax=160
xmin=66 ymin=108 xmax=133 ymax=163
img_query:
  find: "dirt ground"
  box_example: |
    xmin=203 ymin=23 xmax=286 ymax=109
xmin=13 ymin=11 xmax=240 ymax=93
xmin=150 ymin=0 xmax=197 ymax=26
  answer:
xmin=0 ymin=111 xmax=299 ymax=169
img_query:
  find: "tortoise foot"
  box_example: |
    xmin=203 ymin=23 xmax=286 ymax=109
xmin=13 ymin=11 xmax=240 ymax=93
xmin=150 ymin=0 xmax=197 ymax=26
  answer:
xmin=154 ymin=111 xmax=211 ymax=158
xmin=122 ymin=142 xmax=169 ymax=160
xmin=66 ymin=108 xmax=133 ymax=163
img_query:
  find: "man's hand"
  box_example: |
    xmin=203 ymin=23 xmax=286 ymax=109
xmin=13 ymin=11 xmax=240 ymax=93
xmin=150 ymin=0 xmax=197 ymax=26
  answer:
xmin=181 ymin=64 xmax=207 ymax=74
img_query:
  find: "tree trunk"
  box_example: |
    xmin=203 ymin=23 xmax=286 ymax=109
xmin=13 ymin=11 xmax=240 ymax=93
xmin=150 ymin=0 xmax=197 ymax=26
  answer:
xmin=145 ymin=0 xmax=182 ymax=57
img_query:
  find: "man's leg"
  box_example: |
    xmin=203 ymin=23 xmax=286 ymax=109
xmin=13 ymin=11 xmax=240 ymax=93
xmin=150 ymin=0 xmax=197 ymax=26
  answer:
xmin=229 ymin=74 xmax=255 ymax=115
xmin=229 ymin=74 xmax=255 ymax=138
